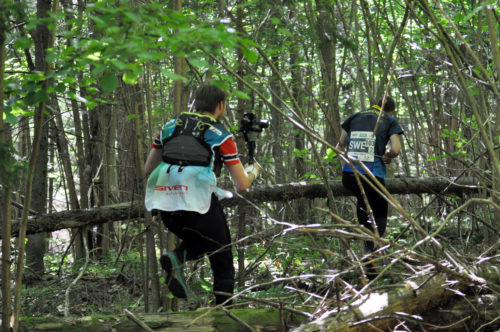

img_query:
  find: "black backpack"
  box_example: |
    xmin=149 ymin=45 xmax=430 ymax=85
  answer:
xmin=162 ymin=113 xmax=223 ymax=176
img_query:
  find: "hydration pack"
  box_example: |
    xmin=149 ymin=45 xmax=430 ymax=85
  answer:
xmin=161 ymin=113 xmax=223 ymax=176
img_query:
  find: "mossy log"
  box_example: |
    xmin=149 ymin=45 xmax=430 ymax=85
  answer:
xmin=19 ymin=308 xmax=307 ymax=331
xmin=293 ymin=265 xmax=500 ymax=332
xmin=7 ymin=177 xmax=479 ymax=238
xmin=420 ymin=294 xmax=500 ymax=331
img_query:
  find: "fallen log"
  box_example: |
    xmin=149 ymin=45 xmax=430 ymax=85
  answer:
xmin=420 ymin=294 xmax=500 ymax=331
xmin=7 ymin=177 xmax=479 ymax=238
xmin=18 ymin=307 xmax=308 ymax=331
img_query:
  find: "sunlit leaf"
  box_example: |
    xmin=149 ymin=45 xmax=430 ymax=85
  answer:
xmin=122 ymin=71 xmax=138 ymax=85
xmin=233 ymin=90 xmax=251 ymax=100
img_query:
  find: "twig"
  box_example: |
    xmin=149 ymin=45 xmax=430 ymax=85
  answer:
xmin=474 ymin=315 xmax=500 ymax=332
xmin=123 ymin=309 xmax=154 ymax=332
xmin=349 ymin=312 xmax=424 ymax=328
xmin=215 ymin=291 xmax=313 ymax=318
xmin=221 ymin=307 xmax=257 ymax=332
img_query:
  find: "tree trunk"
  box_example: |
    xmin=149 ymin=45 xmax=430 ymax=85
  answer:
xmin=315 ymin=0 xmax=341 ymax=146
xmin=0 ymin=12 xmax=13 ymax=330
xmin=12 ymin=1 xmax=59 ymax=328
xmin=234 ymin=0 xmax=251 ymax=288
xmin=484 ymin=6 xmax=500 ymax=244
xmin=25 ymin=0 xmax=53 ymax=281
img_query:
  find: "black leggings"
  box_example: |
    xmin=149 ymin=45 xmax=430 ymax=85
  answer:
xmin=342 ymin=172 xmax=388 ymax=251
xmin=160 ymin=194 xmax=234 ymax=304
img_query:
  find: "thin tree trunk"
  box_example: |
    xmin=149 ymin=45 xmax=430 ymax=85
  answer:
xmin=315 ymin=0 xmax=341 ymax=145
xmin=69 ymin=0 xmax=88 ymax=260
xmin=0 ymin=11 xmax=13 ymax=331
xmin=13 ymin=1 xmax=59 ymax=328
xmin=484 ymin=6 xmax=500 ymax=243
xmin=52 ymin=104 xmax=80 ymax=210
xmin=235 ymin=0 xmax=248 ymax=288
xmin=136 ymin=96 xmax=161 ymax=311
xmin=25 ymin=0 xmax=55 ymax=281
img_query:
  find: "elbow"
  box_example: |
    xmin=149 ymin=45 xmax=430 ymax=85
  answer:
xmin=236 ymin=182 xmax=251 ymax=191
xmin=389 ymin=149 xmax=400 ymax=158
xmin=236 ymin=176 xmax=253 ymax=191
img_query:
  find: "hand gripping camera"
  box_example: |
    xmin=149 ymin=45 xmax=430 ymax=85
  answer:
xmin=239 ymin=112 xmax=269 ymax=164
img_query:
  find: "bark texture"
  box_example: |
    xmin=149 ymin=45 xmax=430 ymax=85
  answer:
xmin=7 ymin=177 xmax=479 ymax=238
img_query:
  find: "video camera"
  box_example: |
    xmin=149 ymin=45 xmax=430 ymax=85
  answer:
xmin=239 ymin=112 xmax=269 ymax=164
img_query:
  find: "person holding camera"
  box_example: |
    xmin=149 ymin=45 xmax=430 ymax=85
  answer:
xmin=336 ymin=96 xmax=403 ymax=278
xmin=144 ymin=83 xmax=260 ymax=305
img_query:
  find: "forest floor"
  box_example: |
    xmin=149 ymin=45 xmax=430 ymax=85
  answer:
xmin=21 ymin=267 xmax=144 ymax=318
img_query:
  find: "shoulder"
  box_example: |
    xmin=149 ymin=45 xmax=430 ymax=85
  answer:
xmin=205 ymin=123 xmax=233 ymax=145
xmin=385 ymin=114 xmax=404 ymax=135
xmin=386 ymin=114 xmax=402 ymax=126
xmin=341 ymin=111 xmax=360 ymax=125
xmin=162 ymin=118 xmax=178 ymax=131
xmin=208 ymin=123 xmax=231 ymax=137
xmin=160 ymin=118 xmax=178 ymax=141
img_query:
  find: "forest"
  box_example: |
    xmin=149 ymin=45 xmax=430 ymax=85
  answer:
xmin=0 ymin=0 xmax=499 ymax=331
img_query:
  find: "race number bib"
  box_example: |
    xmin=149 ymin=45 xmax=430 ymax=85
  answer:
xmin=347 ymin=131 xmax=375 ymax=162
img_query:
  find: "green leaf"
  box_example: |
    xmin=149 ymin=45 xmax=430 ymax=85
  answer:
xmin=233 ymin=90 xmax=250 ymax=100
xmin=323 ymin=148 xmax=337 ymax=162
xmin=427 ymin=154 xmax=449 ymax=161
xmin=188 ymin=57 xmax=209 ymax=68
xmin=242 ymin=45 xmax=258 ymax=63
xmin=101 ymin=73 xmax=118 ymax=92
xmin=86 ymin=52 xmax=101 ymax=62
xmin=122 ymin=71 xmax=138 ymax=85
xmin=4 ymin=112 xmax=18 ymax=125
xmin=162 ymin=69 xmax=187 ymax=82
xmin=55 ymin=83 xmax=66 ymax=93
xmin=24 ymin=91 xmax=37 ymax=106
xmin=111 ymin=59 xmax=128 ymax=70
xmin=37 ymin=89 xmax=50 ymax=102
xmin=14 ymin=37 xmax=33 ymax=49
xmin=126 ymin=114 xmax=137 ymax=120
xmin=10 ymin=105 xmax=35 ymax=117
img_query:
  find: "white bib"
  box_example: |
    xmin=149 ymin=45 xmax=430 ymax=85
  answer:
xmin=145 ymin=163 xmax=216 ymax=214
xmin=348 ymin=131 xmax=375 ymax=162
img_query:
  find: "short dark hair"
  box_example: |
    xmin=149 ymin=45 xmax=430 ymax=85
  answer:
xmin=194 ymin=83 xmax=228 ymax=114
xmin=377 ymin=96 xmax=396 ymax=112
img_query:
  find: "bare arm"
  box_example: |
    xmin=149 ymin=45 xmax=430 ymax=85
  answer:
xmin=383 ymin=134 xmax=402 ymax=163
xmin=226 ymin=162 xmax=259 ymax=191
xmin=144 ymin=148 xmax=162 ymax=176
xmin=388 ymin=133 xmax=401 ymax=156
xmin=336 ymin=129 xmax=348 ymax=152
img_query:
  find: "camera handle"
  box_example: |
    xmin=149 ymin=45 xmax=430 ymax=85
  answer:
xmin=246 ymin=140 xmax=256 ymax=164
xmin=241 ymin=130 xmax=256 ymax=164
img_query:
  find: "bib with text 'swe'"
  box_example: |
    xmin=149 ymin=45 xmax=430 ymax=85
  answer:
xmin=348 ymin=131 xmax=375 ymax=162
xmin=145 ymin=162 xmax=216 ymax=214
